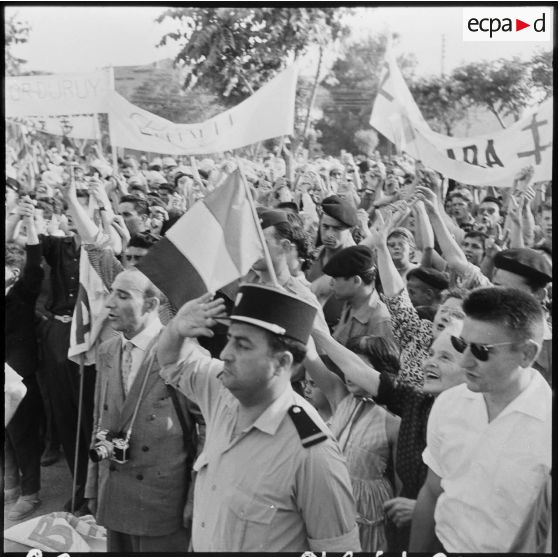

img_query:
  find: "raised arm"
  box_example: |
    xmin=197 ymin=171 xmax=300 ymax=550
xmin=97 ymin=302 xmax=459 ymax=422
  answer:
xmin=360 ymin=210 xmax=406 ymax=298
xmin=415 ymin=185 xmax=469 ymax=274
xmin=303 ymin=335 xmax=348 ymax=412
xmin=157 ymin=293 xmax=226 ymax=367
xmin=310 ymin=328 xmax=381 ymax=398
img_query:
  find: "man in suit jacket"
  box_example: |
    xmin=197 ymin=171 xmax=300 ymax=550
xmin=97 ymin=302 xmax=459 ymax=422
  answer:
xmin=5 ymin=200 xmax=44 ymax=520
xmin=84 ymin=268 xmax=194 ymax=552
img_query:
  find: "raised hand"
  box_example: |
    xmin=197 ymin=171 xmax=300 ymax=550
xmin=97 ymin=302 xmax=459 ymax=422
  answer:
xmin=414 ymin=185 xmax=439 ymax=215
xmin=172 ymin=293 xmax=227 ymax=339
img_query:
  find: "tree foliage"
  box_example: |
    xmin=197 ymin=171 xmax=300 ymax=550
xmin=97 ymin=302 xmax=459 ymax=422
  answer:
xmin=5 ymin=12 xmax=31 ymax=76
xmin=157 ymin=7 xmax=351 ymax=104
xmin=409 ymin=75 xmax=468 ymax=135
xmin=451 ymin=58 xmax=532 ymax=128
xmin=315 ymin=35 xmax=416 ymax=155
xmin=129 ymin=78 xmax=225 ymax=124
xmin=529 ymin=49 xmax=552 ymax=101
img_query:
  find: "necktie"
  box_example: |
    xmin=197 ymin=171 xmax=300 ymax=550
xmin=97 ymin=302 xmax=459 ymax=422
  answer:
xmin=121 ymin=341 xmax=134 ymax=396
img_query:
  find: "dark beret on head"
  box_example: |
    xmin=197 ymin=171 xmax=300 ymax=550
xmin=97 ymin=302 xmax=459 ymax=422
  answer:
xmin=321 ymin=195 xmax=358 ymax=228
xmin=256 ymin=207 xmax=289 ymax=230
xmin=494 ymin=248 xmax=552 ymax=285
xmin=323 ymin=245 xmax=375 ymax=278
xmin=407 ymin=266 xmax=449 ymax=291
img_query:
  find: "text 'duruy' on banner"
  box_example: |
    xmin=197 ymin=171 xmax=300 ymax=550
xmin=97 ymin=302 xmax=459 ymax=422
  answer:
xmin=5 ymin=69 xmax=114 ymax=118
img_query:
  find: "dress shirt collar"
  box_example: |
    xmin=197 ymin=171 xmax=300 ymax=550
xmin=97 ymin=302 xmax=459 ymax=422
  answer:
xmin=121 ymin=317 xmax=163 ymax=351
xmin=350 ymin=289 xmax=381 ymax=325
xmin=463 ymin=368 xmax=549 ymax=422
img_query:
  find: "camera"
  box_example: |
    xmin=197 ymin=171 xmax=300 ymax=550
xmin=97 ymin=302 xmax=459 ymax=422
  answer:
xmin=89 ymin=429 xmax=130 ymax=464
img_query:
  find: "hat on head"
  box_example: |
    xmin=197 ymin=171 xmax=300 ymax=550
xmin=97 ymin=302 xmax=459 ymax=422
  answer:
xmin=162 ymin=156 xmax=177 ymax=168
xmin=407 ymin=266 xmax=449 ymax=291
xmin=323 ymin=245 xmax=375 ymax=278
xmin=494 ymin=248 xmax=552 ymax=286
xmin=146 ymin=170 xmax=167 ymax=186
xmin=257 ymin=207 xmax=289 ymax=229
xmin=149 ymin=157 xmax=163 ymax=170
xmin=321 ymin=195 xmax=358 ymax=228
xmin=230 ymin=284 xmax=317 ymax=344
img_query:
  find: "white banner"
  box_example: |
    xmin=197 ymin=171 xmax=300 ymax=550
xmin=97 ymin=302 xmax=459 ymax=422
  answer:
xmin=370 ymin=50 xmax=552 ymax=186
xmin=7 ymin=114 xmax=99 ymax=140
xmin=5 ymin=69 xmax=114 ymax=118
xmin=107 ymin=64 xmax=298 ymax=155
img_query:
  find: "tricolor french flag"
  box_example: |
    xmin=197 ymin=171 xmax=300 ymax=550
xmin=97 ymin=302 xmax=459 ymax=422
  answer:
xmin=137 ymin=170 xmax=264 ymax=309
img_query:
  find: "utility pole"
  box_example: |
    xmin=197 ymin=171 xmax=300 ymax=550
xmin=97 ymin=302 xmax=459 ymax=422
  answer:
xmin=441 ymin=34 xmax=446 ymax=77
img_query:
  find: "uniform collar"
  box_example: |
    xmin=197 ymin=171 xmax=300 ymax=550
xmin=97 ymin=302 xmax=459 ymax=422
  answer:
xmin=250 ymin=385 xmax=297 ymax=436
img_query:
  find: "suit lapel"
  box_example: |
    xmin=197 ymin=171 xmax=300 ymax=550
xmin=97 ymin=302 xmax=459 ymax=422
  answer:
xmin=118 ymin=333 xmax=161 ymax=430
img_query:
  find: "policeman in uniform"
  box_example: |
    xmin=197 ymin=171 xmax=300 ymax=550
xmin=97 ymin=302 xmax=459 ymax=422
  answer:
xmin=158 ymin=285 xmax=361 ymax=553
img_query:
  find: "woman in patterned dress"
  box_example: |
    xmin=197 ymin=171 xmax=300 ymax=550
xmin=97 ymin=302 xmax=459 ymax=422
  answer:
xmin=304 ymin=335 xmax=401 ymax=552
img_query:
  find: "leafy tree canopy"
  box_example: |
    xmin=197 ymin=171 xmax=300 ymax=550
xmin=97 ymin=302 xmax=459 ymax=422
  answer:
xmin=6 ymin=12 xmax=31 ymax=76
xmin=157 ymin=7 xmax=351 ymax=104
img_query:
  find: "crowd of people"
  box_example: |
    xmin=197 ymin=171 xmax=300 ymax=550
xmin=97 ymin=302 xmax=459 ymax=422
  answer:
xmin=4 ymin=135 xmax=553 ymax=553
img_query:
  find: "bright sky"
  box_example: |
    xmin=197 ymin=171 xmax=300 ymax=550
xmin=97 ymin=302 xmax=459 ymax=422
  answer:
xmin=6 ymin=5 xmax=552 ymax=77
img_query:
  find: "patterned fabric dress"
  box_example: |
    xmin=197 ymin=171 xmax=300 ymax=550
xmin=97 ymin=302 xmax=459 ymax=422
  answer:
xmin=329 ymin=394 xmax=400 ymax=552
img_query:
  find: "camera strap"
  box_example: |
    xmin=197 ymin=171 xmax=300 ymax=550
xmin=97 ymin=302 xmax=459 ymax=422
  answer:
xmin=97 ymin=335 xmax=159 ymax=443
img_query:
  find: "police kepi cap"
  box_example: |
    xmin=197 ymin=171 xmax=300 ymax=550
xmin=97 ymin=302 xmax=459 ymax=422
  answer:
xmin=321 ymin=195 xmax=358 ymax=228
xmin=322 ymin=245 xmax=375 ymax=278
xmin=494 ymin=248 xmax=552 ymax=285
xmin=230 ymin=284 xmax=317 ymax=344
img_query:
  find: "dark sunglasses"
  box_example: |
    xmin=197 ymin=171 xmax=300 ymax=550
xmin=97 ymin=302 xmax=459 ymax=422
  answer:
xmin=450 ymin=335 xmax=515 ymax=361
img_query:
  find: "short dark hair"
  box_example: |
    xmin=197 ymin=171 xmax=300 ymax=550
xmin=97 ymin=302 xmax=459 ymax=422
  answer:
xmin=345 ymin=267 xmax=377 ymax=286
xmin=464 ymin=230 xmax=487 ymax=248
xmin=346 ymin=335 xmax=400 ymax=376
xmin=6 ymin=242 xmax=26 ymax=270
xmin=119 ymin=194 xmax=149 ymax=216
xmin=265 ymin=331 xmax=307 ymax=366
xmin=480 ymin=196 xmax=502 ymax=211
xmin=463 ymin=287 xmax=544 ymax=344
xmin=128 ymin=232 xmax=161 ymax=250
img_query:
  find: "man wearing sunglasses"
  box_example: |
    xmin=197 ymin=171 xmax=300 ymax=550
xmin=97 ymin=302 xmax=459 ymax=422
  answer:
xmin=410 ymin=287 xmax=551 ymax=554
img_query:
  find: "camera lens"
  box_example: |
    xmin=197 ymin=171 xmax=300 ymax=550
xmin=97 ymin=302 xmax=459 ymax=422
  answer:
xmin=89 ymin=444 xmax=110 ymax=463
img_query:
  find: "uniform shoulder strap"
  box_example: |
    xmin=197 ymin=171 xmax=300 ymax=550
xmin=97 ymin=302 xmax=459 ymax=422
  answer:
xmin=287 ymin=404 xmax=327 ymax=448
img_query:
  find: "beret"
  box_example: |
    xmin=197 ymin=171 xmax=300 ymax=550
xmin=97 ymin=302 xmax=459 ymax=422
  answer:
xmin=494 ymin=248 xmax=552 ymax=285
xmin=231 ymin=284 xmax=317 ymax=344
xmin=407 ymin=266 xmax=449 ymax=291
xmin=323 ymin=245 xmax=375 ymax=278
xmin=321 ymin=195 xmax=358 ymax=228
xmin=256 ymin=207 xmax=289 ymax=230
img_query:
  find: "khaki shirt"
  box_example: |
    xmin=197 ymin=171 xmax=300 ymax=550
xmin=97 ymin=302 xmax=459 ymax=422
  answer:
xmin=160 ymin=342 xmax=360 ymax=553
xmin=332 ymin=290 xmax=395 ymax=346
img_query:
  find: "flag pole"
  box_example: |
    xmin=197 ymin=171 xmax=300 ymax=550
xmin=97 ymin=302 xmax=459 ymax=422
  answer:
xmin=71 ymin=353 xmax=86 ymax=514
xmin=234 ymin=155 xmax=280 ymax=288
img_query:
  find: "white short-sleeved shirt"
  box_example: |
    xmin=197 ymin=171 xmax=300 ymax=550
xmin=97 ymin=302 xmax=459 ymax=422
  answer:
xmin=160 ymin=341 xmax=361 ymax=553
xmin=423 ymin=370 xmax=551 ymax=554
